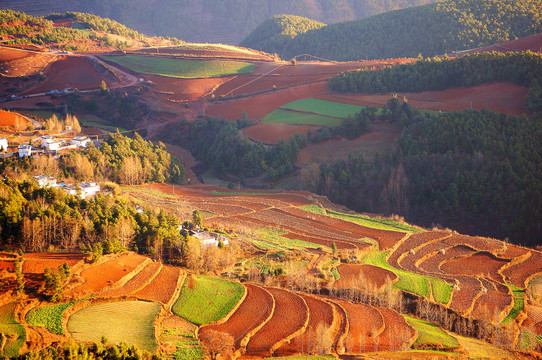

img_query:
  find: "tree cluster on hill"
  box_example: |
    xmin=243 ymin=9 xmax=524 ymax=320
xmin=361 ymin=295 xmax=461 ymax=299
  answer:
xmin=254 ymin=0 xmax=542 ymax=61
xmin=311 ymin=52 xmax=542 ymax=246
xmin=240 ymin=15 xmax=325 ymax=56
xmin=0 ymin=0 xmax=438 ymax=44
xmin=159 ymin=117 xmax=305 ymax=182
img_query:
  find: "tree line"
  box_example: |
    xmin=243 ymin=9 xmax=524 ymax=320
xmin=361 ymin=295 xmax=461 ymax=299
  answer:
xmin=265 ymin=0 xmax=542 ymax=61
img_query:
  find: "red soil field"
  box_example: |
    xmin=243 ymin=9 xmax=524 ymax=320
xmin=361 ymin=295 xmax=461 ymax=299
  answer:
xmin=440 ymin=252 xmax=509 ymax=283
xmin=275 ymin=294 xmax=335 ymax=356
xmin=334 ymin=299 xmax=384 ymax=353
xmin=499 ymin=244 xmax=529 ymax=259
xmin=465 ymin=33 xmax=542 ymax=54
xmin=200 ymin=284 xmax=274 ymax=349
xmin=186 ymin=202 xmax=252 ymax=217
xmin=448 ymin=275 xmax=483 ymax=316
xmin=66 ymin=253 xmax=147 ymax=297
xmin=206 ymin=81 xmax=329 ymax=123
xmin=22 ymin=253 xmax=85 ymax=274
xmin=525 ymin=304 xmax=542 ymax=332
xmin=329 ymin=301 xmax=348 ymax=352
xmin=134 ymin=265 xmax=181 ymax=304
xmin=471 ymin=278 xmax=512 ymax=321
xmin=245 ymin=287 xmax=308 ymax=356
xmin=417 ymin=245 xmax=475 ymax=275
xmin=374 ymin=306 xmax=416 ymax=351
xmin=0 ymin=260 xmax=15 ymax=271
xmin=502 ymin=251 xmax=542 ymax=289
xmin=319 ymin=82 xmax=528 ymax=116
xmin=100 ymin=261 xmax=162 ymax=297
xmin=442 ymin=234 xmax=506 ymax=254
xmin=244 ymin=122 xmax=320 ymax=145
xmin=147 ymin=74 xmax=233 ymax=101
xmin=398 ymin=241 xmax=450 ymax=273
xmin=335 ymin=264 xmax=397 ymax=291
xmin=0 ymin=109 xmax=31 ymax=128
xmin=0 ymin=47 xmax=57 ymax=77
xmin=297 ymin=125 xmax=399 ymax=164
xmin=387 ymin=231 xmax=451 ymax=269
xmin=22 ymin=56 xmax=106 ymax=94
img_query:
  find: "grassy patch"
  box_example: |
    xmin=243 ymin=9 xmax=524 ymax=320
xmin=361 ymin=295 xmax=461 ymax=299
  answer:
xmin=362 ymin=251 xmax=452 ymax=304
xmin=502 ymin=284 xmax=524 ymax=325
xmin=0 ymin=302 xmax=25 ymax=358
xmin=255 ymin=227 xmax=330 ymax=251
xmin=67 ymin=301 xmax=160 ymax=352
xmin=102 ymin=55 xmax=255 ymax=78
xmin=172 ymin=275 xmax=244 ymax=326
xmin=331 ymin=267 xmax=340 ymax=280
xmin=121 ymin=186 xmax=178 ymax=199
xmin=405 ymin=315 xmax=458 ymax=349
xmin=263 ymin=109 xmax=342 ymax=126
xmin=21 ymin=110 xmax=62 ymax=120
xmin=280 ymin=98 xmax=370 ymax=118
xmin=456 ymin=334 xmax=516 ymax=358
xmin=301 ymin=206 xmax=422 ymax=233
xmin=26 ymin=301 xmax=76 ymax=335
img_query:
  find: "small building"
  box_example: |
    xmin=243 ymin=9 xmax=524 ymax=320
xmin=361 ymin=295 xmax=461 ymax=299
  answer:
xmin=71 ymin=136 xmax=91 ymax=148
xmin=59 ymin=183 xmax=77 ymax=196
xmin=18 ymin=144 xmax=32 ymax=157
xmin=0 ymin=137 xmax=7 ymax=151
xmin=192 ymin=231 xmax=229 ymax=249
xmin=43 ymin=140 xmax=62 ymax=151
xmin=33 ymin=175 xmax=57 ymax=188
xmin=79 ymin=182 xmax=100 ymax=199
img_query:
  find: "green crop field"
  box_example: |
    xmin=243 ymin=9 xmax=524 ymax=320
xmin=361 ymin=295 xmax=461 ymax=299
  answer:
xmin=26 ymin=301 xmax=76 ymax=335
xmin=280 ymin=98 xmax=369 ymax=118
xmin=502 ymin=284 xmax=524 ymax=325
xmin=67 ymin=301 xmax=161 ymax=351
xmin=0 ymin=302 xmax=26 ymax=357
xmin=405 ymin=315 xmax=458 ymax=349
xmin=255 ymin=227 xmax=330 ymax=251
xmin=101 ymin=55 xmax=255 ymax=78
xmin=172 ymin=275 xmax=244 ymax=326
xmin=362 ymin=251 xmax=452 ymax=304
xmin=301 ymin=205 xmax=423 ymax=233
xmin=263 ymin=109 xmax=342 ymax=126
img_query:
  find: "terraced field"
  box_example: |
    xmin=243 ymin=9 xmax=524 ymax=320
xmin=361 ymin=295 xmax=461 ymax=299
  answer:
xmin=0 ymin=302 xmax=25 ymax=357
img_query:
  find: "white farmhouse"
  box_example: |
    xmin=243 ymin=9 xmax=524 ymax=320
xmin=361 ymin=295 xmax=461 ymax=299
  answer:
xmin=0 ymin=137 xmax=7 ymax=151
xmin=79 ymin=182 xmax=100 ymax=199
xmin=18 ymin=144 xmax=32 ymax=157
xmin=33 ymin=175 xmax=57 ymax=188
xmin=43 ymin=140 xmax=62 ymax=151
xmin=71 ymin=136 xmax=91 ymax=148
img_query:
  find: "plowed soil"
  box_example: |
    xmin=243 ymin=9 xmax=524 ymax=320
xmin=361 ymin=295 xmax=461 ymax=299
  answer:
xmin=101 ymin=261 xmax=162 ymax=297
xmin=245 ymin=287 xmax=308 ymax=356
xmin=21 ymin=56 xmax=106 ymax=94
xmin=447 ymin=275 xmax=483 ymax=316
xmin=441 ymin=234 xmax=506 ymax=254
xmin=66 ymin=253 xmax=147 ymax=297
xmin=335 ymin=264 xmax=398 ymax=291
xmin=388 ymin=231 xmax=451 ymax=269
xmin=0 ymin=47 xmax=57 ymax=77
xmin=399 ymin=241 xmax=448 ymax=273
xmin=471 ymin=279 xmax=512 ymax=321
xmin=374 ymin=306 xmax=416 ymax=351
xmin=199 ymin=284 xmax=274 ymax=349
xmin=0 ymin=260 xmax=15 ymax=271
xmin=134 ymin=265 xmax=181 ymax=304
xmin=318 ymin=82 xmax=528 ymax=116
xmin=275 ymin=294 xmax=334 ymax=356
xmin=335 ymin=299 xmax=384 ymax=353
xmin=147 ymin=74 xmax=233 ymax=101
xmin=0 ymin=109 xmax=31 ymax=128
xmin=22 ymin=253 xmax=85 ymax=274
xmin=418 ymin=245 xmax=474 ymax=275
xmin=502 ymin=251 xmax=542 ymax=289
xmin=440 ymin=252 xmax=509 ymax=283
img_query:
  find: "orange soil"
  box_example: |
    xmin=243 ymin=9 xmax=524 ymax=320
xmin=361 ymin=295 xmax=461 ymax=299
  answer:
xmin=100 ymin=261 xmax=162 ymax=297
xmin=134 ymin=265 xmax=181 ymax=304
xmin=318 ymin=82 xmax=528 ymax=116
xmin=147 ymin=74 xmax=233 ymax=101
xmin=245 ymin=287 xmax=308 ymax=356
xmin=200 ymin=284 xmax=274 ymax=349
xmin=22 ymin=253 xmax=85 ymax=274
xmin=0 ymin=47 xmax=57 ymax=77
xmin=442 ymin=234 xmax=506 ymax=254
xmin=282 ymin=233 xmax=357 ymax=250
xmin=335 ymin=264 xmax=398 ymax=291
xmin=416 ymin=245 xmax=474 ymax=275
xmin=66 ymin=253 xmax=147 ymax=297
xmin=471 ymin=278 xmax=512 ymax=321
xmin=0 ymin=260 xmax=15 ymax=271
xmin=398 ymin=241 xmax=449 ymax=273
xmin=374 ymin=306 xmax=416 ymax=351
xmin=0 ymin=109 xmax=31 ymax=128
xmin=335 ymin=299 xmax=384 ymax=353
xmin=440 ymin=252 xmax=509 ymax=283
xmin=388 ymin=231 xmax=451 ymax=269
xmin=244 ymin=122 xmax=320 ymax=145
xmin=502 ymin=251 xmax=542 ymax=289
xmin=22 ymin=56 xmax=107 ymax=94
xmin=275 ymin=294 xmax=335 ymax=356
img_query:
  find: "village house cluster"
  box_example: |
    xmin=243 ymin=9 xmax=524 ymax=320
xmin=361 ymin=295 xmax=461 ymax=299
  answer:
xmin=33 ymin=174 xmax=101 ymax=199
xmin=0 ymin=135 xmax=94 ymax=157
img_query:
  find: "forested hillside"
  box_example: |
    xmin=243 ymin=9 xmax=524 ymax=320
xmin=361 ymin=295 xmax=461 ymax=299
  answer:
xmin=240 ymin=15 xmax=325 ymax=56
xmin=0 ymin=0 xmax=438 ymax=44
xmin=314 ymin=52 xmax=542 ymax=246
xmin=267 ymin=0 xmax=542 ymax=61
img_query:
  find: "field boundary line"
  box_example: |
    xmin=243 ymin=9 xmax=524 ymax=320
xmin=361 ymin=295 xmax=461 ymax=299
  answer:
xmin=499 ymin=250 xmax=531 ymax=284
xmin=237 ymin=284 xmax=276 ymax=356
xmin=101 ymin=257 xmax=152 ymax=294
xmin=197 ymin=281 xmax=247 ymax=331
xmin=328 ymin=299 xmax=350 ymax=354
xmin=397 ymin=233 xmax=453 ymax=271
xmin=164 ymin=268 xmax=185 ymax=311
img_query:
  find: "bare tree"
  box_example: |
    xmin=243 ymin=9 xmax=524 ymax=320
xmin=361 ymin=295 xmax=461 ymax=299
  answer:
xmin=199 ymin=330 xmax=234 ymax=360
xmin=120 ymin=156 xmax=143 ymax=185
